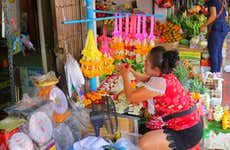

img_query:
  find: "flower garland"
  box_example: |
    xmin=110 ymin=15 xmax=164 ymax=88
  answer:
xmin=83 ymin=91 xmax=108 ymax=107
xmin=80 ymin=30 xmax=104 ymax=78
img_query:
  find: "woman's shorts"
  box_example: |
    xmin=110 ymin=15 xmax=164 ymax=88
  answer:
xmin=163 ymin=119 xmax=203 ymax=150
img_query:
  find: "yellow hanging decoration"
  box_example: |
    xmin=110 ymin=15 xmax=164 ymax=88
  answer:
xmin=80 ymin=30 xmax=104 ymax=78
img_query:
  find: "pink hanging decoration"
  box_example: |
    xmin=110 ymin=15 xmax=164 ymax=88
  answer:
xmin=135 ymin=14 xmax=142 ymax=41
xmin=99 ymin=28 xmax=112 ymax=57
xmin=126 ymin=14 xmax=137 ymax=60
xmin=98 ymin=27 xmax=112 ymax=46
xmin=134 ymin=14 xmax=143 ymax=56
xmin=142 ymin=15 xmax=148 ymax=39
xmin=137 ymin=15 xmax=150 ymax=55
xmin=112 ymin=13 xmax=125 ymax=60
xmin=124 ymin=13 xmax=130 ymax=60
xmin=130 ymin=14 xmax=137 ymax=39
xmin=119 ymin=13 xmax=123 ymax=35
xmin=148 ymin=15 xmax=155 ymax=48
xmin=124 ymin=13 xmax=130 ymax=40
xmin=99 ymin=28 xmax=114 ymax=75
xmin=112 ymin=13 xmax=120 ymax=38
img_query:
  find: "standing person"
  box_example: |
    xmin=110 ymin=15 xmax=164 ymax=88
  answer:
xmin=200 ymin=0 xmax=229 ymax=76
xmin=117 ymin=46 xmax=203 ymax=150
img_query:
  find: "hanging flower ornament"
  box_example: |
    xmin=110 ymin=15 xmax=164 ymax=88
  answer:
xmin=134 ymin=14 xmax=143 ymax=55
xmin=80 ymin=30 xmax=103 ymax=78
xmin=98 ymin=28 xmax=115 ymax=75
xmin=125 ymin=14 xmax=137 ymax=60
xmin=148 ymin=15 xmax=156 ymax=49
xmin=112 ymin=13 xmax=125 ymax=60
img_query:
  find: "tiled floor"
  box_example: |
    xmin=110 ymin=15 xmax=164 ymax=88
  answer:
xmin=222 ymin=35 xmax=230 ymax=106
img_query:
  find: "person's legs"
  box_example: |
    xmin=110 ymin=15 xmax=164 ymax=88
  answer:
xmin=217 ymin=35 xmax=225 ymax=73
xmin=208 ymin=31 xmax=220 ymax=73
xmin=139 ymin=129 xmax=171 ymax=150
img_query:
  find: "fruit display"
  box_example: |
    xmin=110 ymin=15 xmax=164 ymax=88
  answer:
xmin=188 ymin=4 xmax=208 ymax=16
xmin=155 ymin=21 xmax=183 ymax=43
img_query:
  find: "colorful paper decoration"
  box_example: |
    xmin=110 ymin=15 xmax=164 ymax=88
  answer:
xmin=80 ymin=30 xmax=104 ymax=78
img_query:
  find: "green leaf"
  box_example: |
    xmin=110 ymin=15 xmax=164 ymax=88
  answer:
xmin=207 ymin=121 xmax=230 ymax=134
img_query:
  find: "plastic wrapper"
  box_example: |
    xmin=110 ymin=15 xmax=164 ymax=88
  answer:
xmin=53 ymin=123 xmax=74 ymax=150
xmin=9 ymin=132 xmax=34 ymax=150
xmin=16 ymin=102 xmax=54 ymax=147
xmin=29 ymin=111 xmax=53 ymax=146
xmin=64 ymin=53 xmax=85 ymax=97
xmin=73 ymin=136 xmax=110 ymax=150
xmin=4 ymin=95 xmax=48 ymax=118
xmin=68 ymin=97 xmax=90 ymax=130
xmin=114 ymin=138 xmax=141 ymax=150
xmin=65 ymin=112 xmax=82 ymax=141
xmin=49 ymin=86 xmax=68 ymax=114
xmin=31 ymin=71 xmax=59 ymax=87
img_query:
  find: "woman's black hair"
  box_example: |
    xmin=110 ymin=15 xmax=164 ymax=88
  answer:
xmin=148 ymin=46 xmax=179 ymax=74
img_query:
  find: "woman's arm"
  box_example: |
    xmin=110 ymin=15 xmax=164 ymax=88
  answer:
xmin=200 ymin=7 xmax=217 ymax=32
xmin=130 ymin=68 xmax=150 ymax=82
xmin=118 ymin=64 xmax=161 ymax=103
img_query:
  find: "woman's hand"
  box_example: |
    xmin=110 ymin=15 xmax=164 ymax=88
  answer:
xmin=200 ymin=24 xmax=207 ymax=32
xmin=117 ymin=64 xmax=130 ymax=77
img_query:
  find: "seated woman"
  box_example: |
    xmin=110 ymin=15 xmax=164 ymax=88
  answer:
xmin=117 ymin=46 xmax=203 ymax=150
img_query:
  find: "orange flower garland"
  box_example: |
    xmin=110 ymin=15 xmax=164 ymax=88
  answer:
xmin=83 ymin=91 xmax=108 ymax=107
xmin=80 ymin=30 xmax=104 ymax=78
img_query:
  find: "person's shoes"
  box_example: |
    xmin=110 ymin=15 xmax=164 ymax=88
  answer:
xmin=215 ymin=72 xmax=222 ymax=78
xmin=224 ymin=65 xmax=230 ymax=72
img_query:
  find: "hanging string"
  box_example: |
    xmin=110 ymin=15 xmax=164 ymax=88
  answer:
xmin=61 ymin=6 xmax=69 ymax=54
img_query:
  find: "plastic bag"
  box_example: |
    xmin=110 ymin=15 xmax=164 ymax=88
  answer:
xmin=68 ymin=97 xmax=90 ymax=130
xmin=73 ymin=136 xmax=110 ymax=150
xmin=114 ymin=138 xmax=141 ymax=150
xmin=31 ymin=71 xmax=59 ymax=87
xmin=64 ymin=53 xmax=85 ymax=97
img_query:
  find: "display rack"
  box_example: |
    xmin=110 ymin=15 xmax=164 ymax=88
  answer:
xmin=62 ymin=0 xmax=163 ymax=92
